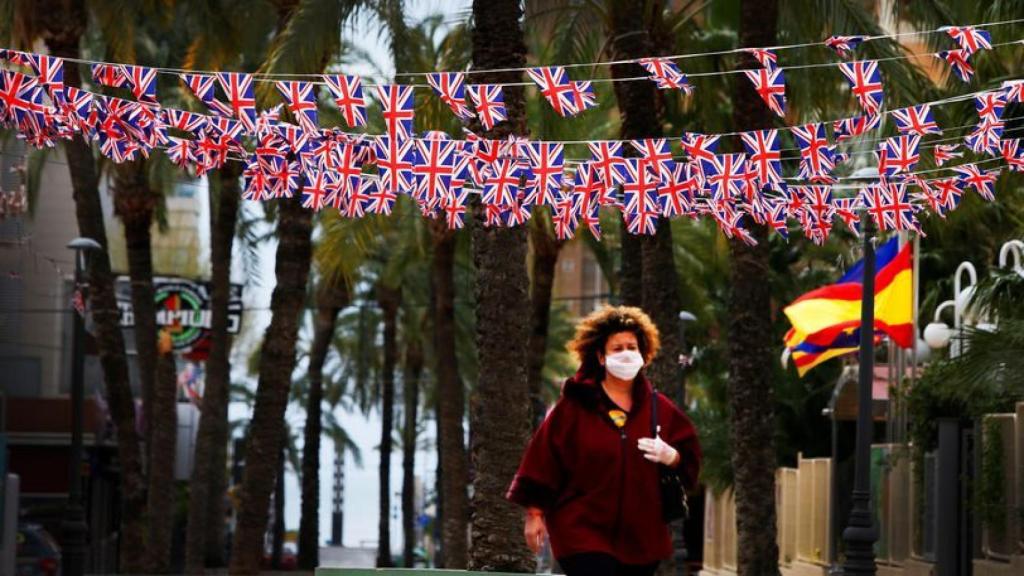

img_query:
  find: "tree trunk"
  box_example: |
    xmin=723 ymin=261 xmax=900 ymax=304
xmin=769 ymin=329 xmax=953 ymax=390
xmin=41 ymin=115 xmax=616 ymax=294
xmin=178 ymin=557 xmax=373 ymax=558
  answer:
xmin=272 ymin=438 xmax=286 ymax=569
xmin=42 ymin=27 xmax=148 ymax=574
xmin=145 ymin=342 xmax=178 ymax=573
xmin=376 ymin=284 xmax=401 ymax=567
xmin=468 ymin=0 xmax=535 ymax=571
xmin=527 ymin=213 xmax=564 ymax=429
xmin=298 ymin=279 xmax=350 ymax=569
xmin=402 ymin=334 xmax=424 ymax=567
xmin=229 ymin=197 xmax=313 ymax=575
xmin=728 ymin=1 xmax=782 ymax=575
xmin=186 ymin=163 xmax=242 ymax=573
xmin=429 ymin=219 xmax=468 ymax=568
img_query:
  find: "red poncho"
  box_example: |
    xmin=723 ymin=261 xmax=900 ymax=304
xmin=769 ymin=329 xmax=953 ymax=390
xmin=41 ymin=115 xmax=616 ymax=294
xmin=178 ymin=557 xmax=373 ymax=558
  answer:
xmin=506 ymin=369 xmax=701 ymax=565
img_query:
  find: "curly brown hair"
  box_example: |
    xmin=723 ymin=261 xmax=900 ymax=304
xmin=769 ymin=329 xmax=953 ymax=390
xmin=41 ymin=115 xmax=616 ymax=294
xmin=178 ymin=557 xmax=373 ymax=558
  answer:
xmin=567 ymin=305 xmax=661 ymax=376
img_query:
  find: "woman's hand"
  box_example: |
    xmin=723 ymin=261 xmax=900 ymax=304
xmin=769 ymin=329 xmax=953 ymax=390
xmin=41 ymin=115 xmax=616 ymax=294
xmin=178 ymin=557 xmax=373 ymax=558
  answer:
xmin=638 ymin=432 xmax=680 ymax=467
xmin=524 ymin=508 xmax=547 ymax=554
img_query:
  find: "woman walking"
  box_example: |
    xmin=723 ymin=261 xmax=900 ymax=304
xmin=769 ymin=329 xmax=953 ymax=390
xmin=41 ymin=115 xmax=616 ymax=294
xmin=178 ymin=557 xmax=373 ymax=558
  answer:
xmin=507 ymin=306 xmax=702 ymax=576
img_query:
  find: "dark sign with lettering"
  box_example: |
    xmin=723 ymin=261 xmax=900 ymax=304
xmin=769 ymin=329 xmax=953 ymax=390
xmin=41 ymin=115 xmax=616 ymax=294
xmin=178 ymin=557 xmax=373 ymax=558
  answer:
xmin=116 ymin=276 xmax=242 ymax=352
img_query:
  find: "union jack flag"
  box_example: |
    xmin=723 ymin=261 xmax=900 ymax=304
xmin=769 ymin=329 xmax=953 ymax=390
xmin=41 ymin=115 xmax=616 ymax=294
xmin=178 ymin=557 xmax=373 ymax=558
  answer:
xmin=413 ymin=138 xmax=458 ymax=206
xmin=680 ymin=132 xmax=720 ymax=168
xmin=1001 ymin=139 xmax=1024 ymax=172
xmin=570 ymin=163 xmax=603 ymax=238
xmin=1003 ymin=80 xmax=1024 ymax=103
xmin=587 ymin=141 xmax=627 ymax=200
xmin=701 ymin=153 xmax=747 ymax=202
xmin=242 ymin=156 xmax=273 ymax=202
xmin=638 ymin=57 xmax=692 ymax=93
xmin=273 ymin=121 xmax=311 ymax=155
xmin=618 ymin=157 xmax=662 ymax=235
xmin=878 ymin=135 xmax=920 ymax=177
xmin=657 ymin=162 xmax=699 ymax=218
xmin=119 ymin=64 xmax=157 ymax=103
xmin=933 ymin=143 xmax=963 ymax=167
xmin=527 ymin=66 xmax=580 ymax=117
xmin=765 ymin=196 xmax=790 ymax=238
xmin=0 ymin=71 xmax=43 ymax=131
xmin=300 ymin=169 xmax=333 ymax=211
xmin=466 ymin=84 xmax=507 ymax=130
xmin=891 ymin=104 xmax=941 ymax=136
xmin=440 ymin=185 xmax=473 ymax=229
xmin=791 ymin=123 xmax=835 ymax=183
xmin=551 ymin=195 xmax=579 ymax=240
xmin=375 ymin=84 xmax=415 ymax=141
xmin=745 ymin=48 xmax=778 ymax=69
xmin=953 ymin=163 xmax=998 ymax=202
xmin=709 ymin=202 xmax=757 ymax=246
xmin=832 ymin=196 xmax=862 ymax=235
xmin=269 ymin=160 xmax=303 ymax=199
xmin=255 ymin=132 xmax=287 ymax=172
xmin=216 ymin=72 xmax=258 ymax=133
xmin=833 ymin=114 xmax=880 ymax=142
xmin=942 ymin=26 xmax=992 ymax=56
xmin=974 ymin=90 xmax=1006 ymax=123
xmin=275 ymin=81 xmax=319 ymax=132
xmin=324 ymin=74 xmax=366 ymax=127
xmin=930 ymin=177 xmax=964 ymax=214
xmin=92 ymin=64 xmax=127 ymax=88
xmin=523 ymin=142 xmax=565 ymax=207
xmin=911 ymin=176 xmax=946 ymax=217
xmin=361 ymin=175 xmax=396 ymax=215
xmin=964 ymin=119 xmax=1004 ymax=155
xmin=740 ymin=129 xmax=782 ymax=184
xmin=743 ymin=67 xmax=786 ymax=117
xmin=162 ymin=108 xmax=208 ymax=136
xmin=180 ymin=73 xmax=234 ymax=117
xmin=569 ymin=80 xmax=598 ymax=114
xmin=825 ymin=35 xmax=865 ymax=57
xmin=859 ymin=181 xmax=920 ymax=232
xmin=427 ymin=72 xmax=474 ymax=121
xmin=938 ymin=50 xmax=974 ymax=82
xmin=164 ymin=136 xmax=197 ymax=170
xmin=482 ymin=157 xmax=521 ymax=207
xmin=631 ymin=138 xmax=676 ymax=180
xmin=331 ymin=143 xmax=365 ymax=200
xmin=839 ymin=60 xmax=883 ymax=115
xmin=341 ymin=175 xmax=374 ymax=219
xmin=797 ymin=185 xmax=835 ymax=244
xmin=27 ymin=54 xmax=65 ymax=108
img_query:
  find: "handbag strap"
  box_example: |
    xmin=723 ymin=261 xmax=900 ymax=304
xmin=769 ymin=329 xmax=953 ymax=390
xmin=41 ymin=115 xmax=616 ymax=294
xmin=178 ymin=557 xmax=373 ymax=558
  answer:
xmin=650 ymin=389 xmax=659 ymax=438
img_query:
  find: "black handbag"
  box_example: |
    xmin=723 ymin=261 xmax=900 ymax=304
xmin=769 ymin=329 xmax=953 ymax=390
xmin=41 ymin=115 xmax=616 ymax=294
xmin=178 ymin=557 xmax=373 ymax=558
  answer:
xmin=651 ymin=390 xmax=689 ymax=523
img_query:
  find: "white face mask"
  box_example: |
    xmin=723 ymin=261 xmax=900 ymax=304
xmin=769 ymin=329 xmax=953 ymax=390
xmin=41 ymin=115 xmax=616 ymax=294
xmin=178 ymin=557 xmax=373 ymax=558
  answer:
xmin=604 ymin=350 xmax=644 ymax=381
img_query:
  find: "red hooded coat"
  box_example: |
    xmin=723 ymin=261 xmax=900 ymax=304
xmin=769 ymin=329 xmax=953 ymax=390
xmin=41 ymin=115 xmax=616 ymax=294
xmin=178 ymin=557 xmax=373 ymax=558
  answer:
xmin=506 ymin=369 xmax=702 ymax=565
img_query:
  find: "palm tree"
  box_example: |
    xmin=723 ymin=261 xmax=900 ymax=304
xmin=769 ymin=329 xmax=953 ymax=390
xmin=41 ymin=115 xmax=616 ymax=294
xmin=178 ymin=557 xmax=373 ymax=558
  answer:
xmin=0 ymin=2 xmax=149 ymax=571
xmin=376 ymin=281 xmax=401 ymax=567
xmin=401 ymin=323 xmax=425 ymax=567
xmin=146 ymin=331 xmax=179 ymax=573
xmin=467 ymin=0 xmax=535 ymax=572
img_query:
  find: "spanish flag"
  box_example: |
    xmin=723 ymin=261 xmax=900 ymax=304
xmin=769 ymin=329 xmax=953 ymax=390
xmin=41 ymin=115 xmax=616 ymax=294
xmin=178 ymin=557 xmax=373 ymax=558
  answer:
xmin=784 ymin=238 xmax=913 ymax=376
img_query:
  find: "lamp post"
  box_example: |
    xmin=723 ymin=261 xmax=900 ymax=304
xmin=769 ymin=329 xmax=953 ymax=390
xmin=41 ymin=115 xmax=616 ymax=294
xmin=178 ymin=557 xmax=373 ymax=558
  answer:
xmin=63 ymin=237 xmax=101 ymax=576
xmin=675 ymin=310 xmax=696 ymax=576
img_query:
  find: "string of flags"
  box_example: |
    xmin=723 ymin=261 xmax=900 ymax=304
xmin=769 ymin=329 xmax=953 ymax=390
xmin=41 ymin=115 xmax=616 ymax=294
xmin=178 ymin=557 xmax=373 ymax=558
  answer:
xmin=0 ymin=23 xmax=1022 ymax=246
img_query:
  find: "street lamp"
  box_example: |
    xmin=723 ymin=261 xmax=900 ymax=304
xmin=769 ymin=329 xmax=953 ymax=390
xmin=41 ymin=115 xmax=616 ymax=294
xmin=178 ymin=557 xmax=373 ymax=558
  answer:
xmin=998 ymin=239 xmax=1024 ymax=276
xmin=674 ymin=310 xmax=696 ymax=576
xmin=63 ymin=237 xmax=101 ymax=576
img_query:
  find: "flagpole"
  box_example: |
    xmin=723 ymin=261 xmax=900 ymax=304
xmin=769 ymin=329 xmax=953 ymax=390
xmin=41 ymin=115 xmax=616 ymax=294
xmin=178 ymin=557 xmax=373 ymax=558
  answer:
xmin=842 ymin=209 xmax=879 ymax=576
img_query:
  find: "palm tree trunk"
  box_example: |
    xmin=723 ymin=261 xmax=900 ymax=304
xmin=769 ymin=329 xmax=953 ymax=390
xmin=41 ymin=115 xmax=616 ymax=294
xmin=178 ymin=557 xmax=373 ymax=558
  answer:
xmin=298 ymin=279 xmax=350 ymax=569
xmin=145 ymin=343 xmax=178 ymax=573
xmin=229 ymin=197 xmax=313 ymax=574
xmin=468 ymin=0 xmax=535 ymax=571
xmin=272 ymin=438 xmax=286 ymax=569
xmin=186 ymin=163 xmax=242 ymax=573
xmin=376 ymin=284 xmax=401 ymax=567
xmin=402 ymin=334 xmax=424 ymax=567
xmin=43 ymin=28 xmax=148 ymax=574
xmin=428 ymin=219 xmax=468 ymax=568
xmin=527 ymin=213 xmax=564 ymax=429
xmin=728 ymin=1 xmax=781 ymax=574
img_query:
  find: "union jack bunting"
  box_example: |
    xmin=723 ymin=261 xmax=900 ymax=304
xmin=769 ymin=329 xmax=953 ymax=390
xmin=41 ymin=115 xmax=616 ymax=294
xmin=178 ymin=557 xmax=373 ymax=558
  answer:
xmin=323 ymin=74 xmax=366 ymax=127
xmin=657 ymin=162 xmax=699 ymax=218
xmin=860 ymin=181 xmax=920 ymax=232
xmin=930 ymin=177 xmax=964 ymax=214
xmin=374 ymin=84 xmax=415 ymax=140
xmin=242 ymin=157 xmax=272 ymax=202
xmin=938 ymin=50 xmax=974 ymax=82
xmin=942 ymin=26 xmax=992 ymax=56
xmin=680 ymin=132 xmax=720 ymax=168
xmin=523 ymin=142 xmax=565 ymax=207
xmin=891 ymin=104 xmax=941 ymax=136
xmin=974 ymin=90 xmax=1006 ymax=122
xmin=933 ymin=143 xmax=963 ymax=166
xmin=953 ymin=163 xmax=998 ymax=202
xmin=342 ymin=175 xmax=373 ymax=220
xmin=413 ymin=138 xmax=458 ymax=206
xmin=427 ymin=72 xmax=474 ymax=121
xmin=619 ymin=158 xmax=661 ymax=236
xmin=440 ymin=186 xmax=473 ymax=229
xmin=164 ymin=136 xmax=197 ymax=169
xmin=331 ymin=143 xmax=365 ymax=202
xmin=587 ymin=141 xmax=628 ymax=197
xmin=527 ymin=67 xmax=580 ymax=117
xmin=273 ymin=121 xmax=311 ymax=154
xmin=267 ymin=158 xmax=303 ymax=200
xmin=1003 ymin=80 xmax=1024 ymax=103
xmin=551 ymin=195 xmax=580 ymax=240
xmin=709 ymin=203 xmax=757 ymax=246
xmin=631 ymin=138 xmax=676 ymax=180
xmin=911 ymin=177 xmax=946 ymax=217
xmin=964 ymin=120 xmax=1004 ymax=155
xmin=638 ymin=57 xmax=692 ymax=93
xmin=27 ymin=54 xmax=65 ymax=107
xmin=833 ymin=114 xmax=880 ymax=142
xmin=161 ymin=108 xmax=208 ymax=142
xmin=216 ymin=72 xmax=258 ymax=133
xmin=363 ymin=174 xmax=398 ymax=216
xmin=275 ymin=81 xmax=319 ymax=132
xmin=740 ymin=129 xmax=782 ymax=184
xmin=119 ymin=65 xmax=157 ymax=103
xmin=91 ymin=64 xmax=127 ymax=88
xmin=743 ymin=67 xmax=786 ymax=117
xmin=701 ymin=153 xmax=748 ymax=202
xmin=482 ymin=157 xmax=521 ymax=207
xmin=839 ymin=60 xmax=883 ymax=115
xmin=300 ymin=169 xmax=333 ymax=211
xmin=0 ymin=71 xmax=43 ymax=131
xmin=180 ymin=73 xmax=234 ymax=117
xmin=765 ymin=196 xmax=790 ymax=238
xmin=797 ymin=185 xmax=835 ymax=244
xmin=570 ymin=81 xmax=598 ymax=114
xmin=878 ymin=135 xmax=921 ymax=177
xmin=832 ymin=197 xmax=862 ymax=235
xmin=466 ymin=84 xmax=507 ymax=130
xmin=745 ymin=48 xmax=778 ymax=69
xmin=570 ymin=163 xmax=603 ymax=238
xmin=791 ymin=123 xmax=835 ymax=182
xmin=1001 ymin=139 xmax=1024 ymax=172
xmin=825 ymin=35 xmax=865 ymax=57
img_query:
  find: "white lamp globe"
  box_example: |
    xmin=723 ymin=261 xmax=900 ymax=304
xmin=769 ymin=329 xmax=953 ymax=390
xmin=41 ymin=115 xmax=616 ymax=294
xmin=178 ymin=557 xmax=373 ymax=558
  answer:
xmin=923 ymin=322 xmax=952 ymax=349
